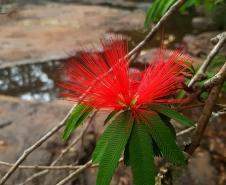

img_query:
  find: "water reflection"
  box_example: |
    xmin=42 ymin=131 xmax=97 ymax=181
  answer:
xmin=0 ymin=60 xmax=64 ymax=102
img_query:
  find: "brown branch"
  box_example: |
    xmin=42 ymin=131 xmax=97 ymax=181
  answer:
xmin=186 ymin=55 xmax=226 ymax=154
xmin=188 ymin=32 xmax=226 ymax=87
xmin=185 ymin=83 xmax=224 ymax=155
xmin=177 ymin=103 xmax=205 ymax=111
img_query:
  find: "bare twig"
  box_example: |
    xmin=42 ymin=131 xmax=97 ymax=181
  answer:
xmin=55 ymin=161 xmax=92 ymax=185
xmin=176 ymin=125 xmax=197 ymax=137
xmin=0 ymin=162 xmax=83 ymax=170
xmin=177 ymin=103 xmax=205 ymax=111
xmin=188 ymin=32 xmax=226 ymax=87
xmin=202 ymin=62 xmax=226 ymax=89
xmin=55 ymin=158 xmax=123 ymax=185
xmin=19 ymin=111 xmax=97 ymax=185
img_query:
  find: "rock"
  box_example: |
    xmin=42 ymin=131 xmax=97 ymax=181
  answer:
xmin=0 ymin=3 xmax=145 ymax=67
xmin=132 ymin=48 xmax=202 ymax=69
xmin=192 ymin=17 xmax=217 ymax=32
xmin=183 ymin=32 xmax=226 ymax=57
xmin=175 ymin=150 xmax=218 ymax=185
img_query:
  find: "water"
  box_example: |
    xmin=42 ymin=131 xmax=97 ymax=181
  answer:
xmin=0 ymin=60 xmax=64 ymax=102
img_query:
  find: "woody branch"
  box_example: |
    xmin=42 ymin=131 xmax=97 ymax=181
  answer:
xmin=185 ymin=32 xmax=226 ymax=155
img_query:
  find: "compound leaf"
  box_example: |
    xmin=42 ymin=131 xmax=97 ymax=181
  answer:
xmin=129 ymin=123 xmax=155 ymax=185
xmin=147 ymin=115 xmax=186 ymax=166
xmin=95 ymin=111 xmax=134 ymax=185
xmin=151 ymin=104 xmax=194 ymax=127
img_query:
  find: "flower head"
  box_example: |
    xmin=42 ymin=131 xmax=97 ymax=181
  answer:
xmin=60 ymin=35 xmax=191 ymax=114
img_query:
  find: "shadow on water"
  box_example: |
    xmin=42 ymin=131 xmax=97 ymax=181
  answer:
xmin=0 ymin=60 xmax=64 ymax=102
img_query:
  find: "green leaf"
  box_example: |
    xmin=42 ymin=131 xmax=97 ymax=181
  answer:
xmin=63 ymin=103 xmax=93 ymax=140
xmin=104 ymin=110 xmax=118 ymax=125
xmin=124 ymin=140 xmax=131 ymax=166
xmin=128 ymin=123 xmax=155 ymax=185
xmin=147 ymin=115 xmax=186 ymax=166
xmin=180 ymin=0 xmax=200 ymax=13
xmin=151 ymin=104 xmax=194 ymax=127
xmin=144 ymin=0 xmax=175 ymax=28
xmin=95 ymin=111 xmax=134 ymax=185
xmin=153 ymin=138 xmax=162 ymax=157
xmin=159 ymin=114 xmax=176 ymax=139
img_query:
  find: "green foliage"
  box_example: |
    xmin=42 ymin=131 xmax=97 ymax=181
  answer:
xmin=63 ymin=103 xmax=93 ymax=140
xmin=151 ymin=104 xmax=194 ymax=127
xmin=159 ymin=114 xmax=176 ymax=139
xmin=124 ymin=141 xmax=130 ymax=166
xmin=180 ymin=0 xmax=200 ymax=13
xmin=128 ymin=123 xmax=155 ymax=185
xmin=147 ymin=115 xmax=186 ymax=166
xmin=94 ymin=111 xmax=134 ymax=185
xmin=144 ymin=0 xmax=175 ymax=28
xmin=152 ymin=138 xmax=162 ymax=157
xmin=144 ymin=0 xmax=225 ymax=28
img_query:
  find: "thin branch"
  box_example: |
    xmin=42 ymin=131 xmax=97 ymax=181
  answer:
xmin=55 ymin=158 xmax=123 ymax=185
xmin=188 ymin=32 xmax=226 ymax=87
xmin=177 ymin=103 xmax=205 ymax=111
xmin=201 ymin=62 xmax=226 ymax=90
xmin=176 ymin=125 xmax=197 ymax=137
xmin=0 ymin=162 xmax=83 ymax=170
xmin=186 ymin=56 xmax=226 ymax=154
xmin=18 ymin=111 xmax=97 ymax=185
xmin=55 ymin=161 xmax=92 ymax=185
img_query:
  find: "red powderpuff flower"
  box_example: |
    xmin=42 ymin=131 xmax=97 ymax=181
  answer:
xmin=60 ymin=35 xmax=191 ymax=113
